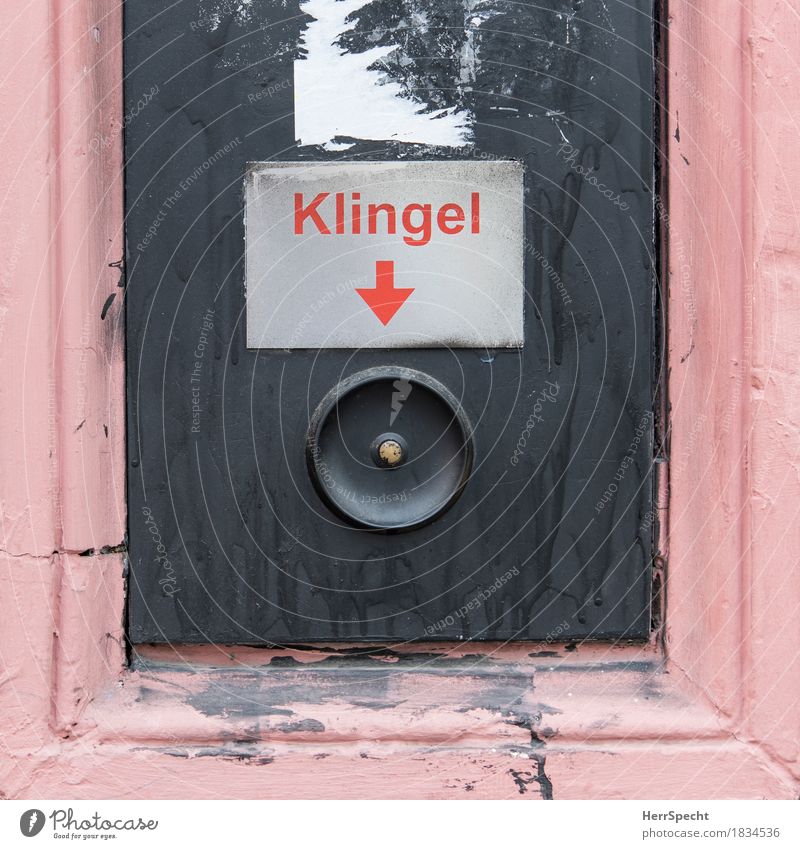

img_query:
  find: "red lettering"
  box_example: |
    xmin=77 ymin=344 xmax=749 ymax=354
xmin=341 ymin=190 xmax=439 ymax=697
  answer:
xmin=402 ymin=203 xmax=432 ymax=246
xmin=437 ymin=203 xmax=465 ymax=234
xmin=335 ymin=193 xmax=345 ymax=234
xmin=293 ymin=192 xmax=480 ymax=242
xmin=352 ymin=192 xmax=361 ymax=234
xmin=471 ymin=192 xmax=480 ymax=233
xmin=294 ymin=192 xmax=330 ymax=235
xmin=367 ymin=203 xmax=397 ymax=235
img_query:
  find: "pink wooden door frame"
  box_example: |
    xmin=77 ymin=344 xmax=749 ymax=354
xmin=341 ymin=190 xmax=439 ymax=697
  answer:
xmin=1 ymin=0 xmax=798 ymax=798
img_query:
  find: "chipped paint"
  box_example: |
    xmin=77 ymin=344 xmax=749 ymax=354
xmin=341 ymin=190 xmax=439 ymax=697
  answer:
xmin=194 ymin=0 xmax=255 ymax=32
xmin=294 ymin=0 xmax=471 ymax=148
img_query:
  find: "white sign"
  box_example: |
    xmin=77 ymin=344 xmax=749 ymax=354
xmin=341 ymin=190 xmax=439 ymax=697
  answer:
xmin=245 ymin=160 xmax=524 ymax=349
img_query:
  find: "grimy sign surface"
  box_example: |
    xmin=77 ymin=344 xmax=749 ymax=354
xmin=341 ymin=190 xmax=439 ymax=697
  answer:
xmin=245 ymin=161 xmax=524 ymax=349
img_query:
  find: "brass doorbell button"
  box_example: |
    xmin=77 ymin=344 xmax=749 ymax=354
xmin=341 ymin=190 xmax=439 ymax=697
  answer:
xmin=378 ymin=440 xmax=403 ymax=466
xmin=371 ymin=433 xmax=408 ymax=468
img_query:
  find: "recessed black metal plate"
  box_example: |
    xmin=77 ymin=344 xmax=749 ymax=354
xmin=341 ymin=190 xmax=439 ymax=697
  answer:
xmin=125 ymin=0 xmax=656 ymax=643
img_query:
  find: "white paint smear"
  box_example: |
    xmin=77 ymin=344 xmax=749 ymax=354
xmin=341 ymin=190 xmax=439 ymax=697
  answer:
xmin=295 ymin=0 xmax=472 ymax=149
xmin=194 ymin=0 xmax=254 ymax=32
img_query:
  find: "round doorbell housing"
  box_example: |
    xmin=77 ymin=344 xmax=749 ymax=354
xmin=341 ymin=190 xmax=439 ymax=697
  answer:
xmin=307 ymin=367 xmax=474 ymax=531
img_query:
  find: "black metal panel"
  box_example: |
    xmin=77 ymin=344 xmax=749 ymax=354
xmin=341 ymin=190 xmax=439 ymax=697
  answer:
xmin=125 ymin=0 xmax=656 ymax=643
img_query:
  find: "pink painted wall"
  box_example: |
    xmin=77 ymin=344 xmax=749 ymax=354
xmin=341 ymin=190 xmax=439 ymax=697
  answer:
xmin=0 ymin=0 xmax=798 ymax=799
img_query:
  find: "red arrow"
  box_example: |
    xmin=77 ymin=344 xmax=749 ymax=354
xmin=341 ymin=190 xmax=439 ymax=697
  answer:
xmin=356 ymin=260 xmax=415 ymax=326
